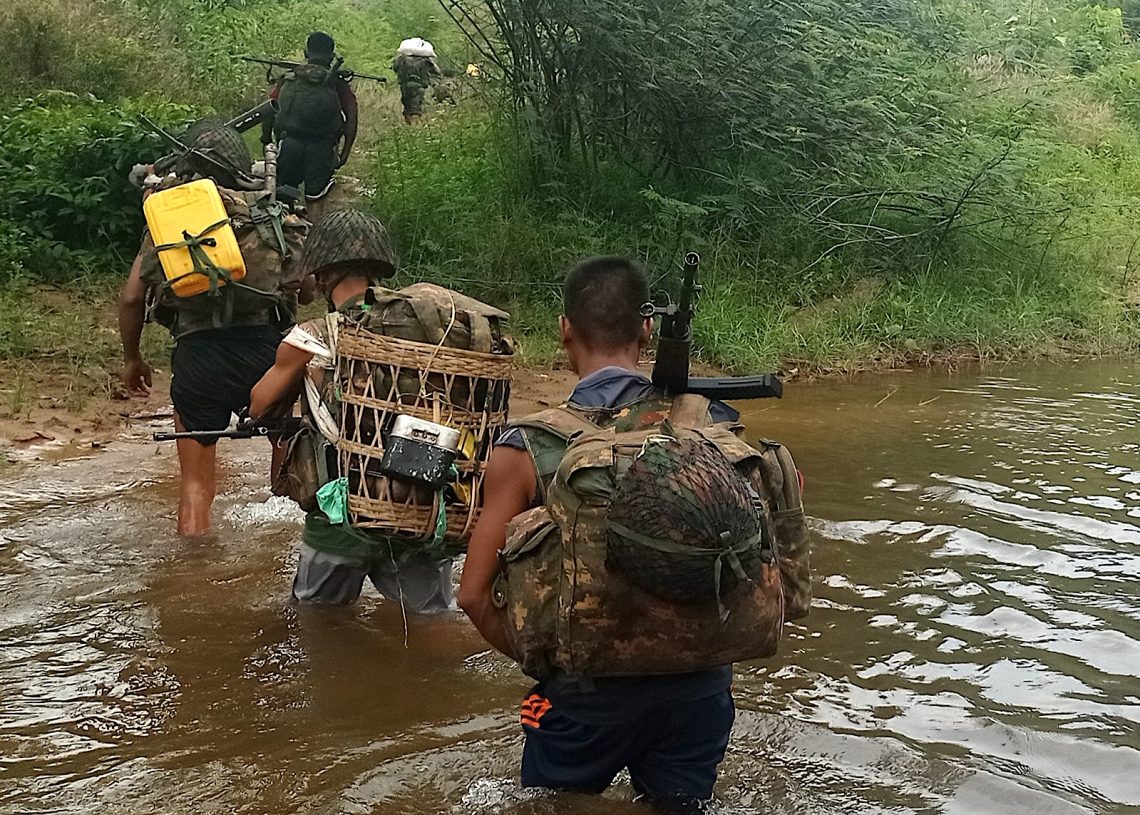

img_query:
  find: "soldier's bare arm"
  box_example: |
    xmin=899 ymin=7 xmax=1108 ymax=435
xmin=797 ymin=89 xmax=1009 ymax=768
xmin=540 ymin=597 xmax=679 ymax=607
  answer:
xmin=338 ymin=85 xmax=359 ymax=167
xmin=459 ymin=445 xmax=536 ymax=657
xmin=118 ymin=249 xmax=152 ymax=394
xmin=250 ymin=342 xmax=313 ymax=419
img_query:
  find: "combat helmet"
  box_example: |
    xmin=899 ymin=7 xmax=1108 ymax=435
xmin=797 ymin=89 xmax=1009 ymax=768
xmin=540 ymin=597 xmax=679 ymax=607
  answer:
xmin=175 ymin=117 xmax=252 ymax=189
xmin=606 ymin=436 xmax=770 ymax=607
xmin=301 ymin=209 xmax=397 ymax=285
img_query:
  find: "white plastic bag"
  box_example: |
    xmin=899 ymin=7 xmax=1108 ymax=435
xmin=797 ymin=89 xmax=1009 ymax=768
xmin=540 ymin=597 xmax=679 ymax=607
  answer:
xmin=397 ymin=37 xmax=437 ymax=58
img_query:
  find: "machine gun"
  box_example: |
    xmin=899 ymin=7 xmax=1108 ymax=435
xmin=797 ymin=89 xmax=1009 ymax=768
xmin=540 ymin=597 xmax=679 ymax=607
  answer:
xmin=240 ymin=55 xmax=387 ymax=84
xmin=154 ymin=416 xmax=303 ymax=443
xmin=647 ymin=252 xmax=783 ymax=401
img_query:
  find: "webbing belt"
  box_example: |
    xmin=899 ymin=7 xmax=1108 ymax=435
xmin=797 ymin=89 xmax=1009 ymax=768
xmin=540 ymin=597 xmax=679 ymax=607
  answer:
xmin=154 ymin=218 xmax=235 ymax=328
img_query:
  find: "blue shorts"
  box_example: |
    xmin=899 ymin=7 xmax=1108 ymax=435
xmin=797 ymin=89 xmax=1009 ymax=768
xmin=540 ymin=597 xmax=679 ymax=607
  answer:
xmin=519 ymin=682 xmax=734 ymax=810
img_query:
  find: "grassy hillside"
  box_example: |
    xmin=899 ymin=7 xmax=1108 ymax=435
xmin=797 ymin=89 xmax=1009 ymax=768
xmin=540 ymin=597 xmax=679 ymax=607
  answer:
xmin=1 ymin=0 xmax=1138 ymax=401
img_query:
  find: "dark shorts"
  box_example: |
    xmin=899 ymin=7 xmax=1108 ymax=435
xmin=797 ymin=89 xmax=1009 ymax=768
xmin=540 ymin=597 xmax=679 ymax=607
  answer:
xmin=170 ymin=324 xmax=281 ymax=437
xmin=520 ymin=683 xmax=734 ymax=810
xmin=277 ymin=136 xmax=337 ymax=200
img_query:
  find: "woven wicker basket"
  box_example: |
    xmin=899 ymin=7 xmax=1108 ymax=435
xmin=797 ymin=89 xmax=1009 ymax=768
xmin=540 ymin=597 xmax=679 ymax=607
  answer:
xmin=336 ymin=324 xmax=513 ymax=546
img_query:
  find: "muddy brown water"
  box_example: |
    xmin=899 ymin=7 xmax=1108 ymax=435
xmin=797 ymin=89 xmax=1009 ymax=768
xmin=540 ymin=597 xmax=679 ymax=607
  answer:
xmin=1 ymin=361 xmax=1137 ymax=814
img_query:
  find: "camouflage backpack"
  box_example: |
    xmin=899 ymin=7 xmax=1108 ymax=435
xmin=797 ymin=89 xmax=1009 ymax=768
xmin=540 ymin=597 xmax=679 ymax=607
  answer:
xmin=140 ymin=182 xmax=308 ymax=339
xmin=276 ymin=64 xmax=343 ymax=139
xmin=495 ymin=393 xmax=811 ymax=681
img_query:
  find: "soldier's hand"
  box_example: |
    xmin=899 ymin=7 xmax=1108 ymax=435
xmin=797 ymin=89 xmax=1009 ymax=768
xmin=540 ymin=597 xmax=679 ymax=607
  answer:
xmin=336 ymin=152 xmax=349 ymax=169
xmin=122 ymin=358 xmax=154 ymax=396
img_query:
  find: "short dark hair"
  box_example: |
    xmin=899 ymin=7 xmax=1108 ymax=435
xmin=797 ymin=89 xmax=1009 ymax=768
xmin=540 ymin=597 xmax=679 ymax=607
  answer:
xmin=306 ymin=32 xmax=335 ymax=61
xmin=563 ymin=256 xmax=651 ymax=350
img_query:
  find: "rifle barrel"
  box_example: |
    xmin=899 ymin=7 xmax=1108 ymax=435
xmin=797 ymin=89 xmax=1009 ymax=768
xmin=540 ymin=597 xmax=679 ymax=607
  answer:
xmin=239 ymin=55 xmax=388 ymax=83
xmin=153 ymin=419 xmax=302 ymax=442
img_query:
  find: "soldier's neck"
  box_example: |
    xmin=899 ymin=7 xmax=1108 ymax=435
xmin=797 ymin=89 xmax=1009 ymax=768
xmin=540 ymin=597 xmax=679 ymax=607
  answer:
xmin=572 ymin=347 xmax=643 ymax=381
xmin=331 ymin=279 xmax=370 ymax=311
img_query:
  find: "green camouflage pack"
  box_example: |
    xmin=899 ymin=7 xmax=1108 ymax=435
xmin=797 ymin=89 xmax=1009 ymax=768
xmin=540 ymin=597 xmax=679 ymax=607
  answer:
xmin=140 ymin=182 xmax=308 ymax=339
xmin=276 ymin=64 xmax=343 ymax=139
xmin=496 ymin=394 xmax=810 ymax=680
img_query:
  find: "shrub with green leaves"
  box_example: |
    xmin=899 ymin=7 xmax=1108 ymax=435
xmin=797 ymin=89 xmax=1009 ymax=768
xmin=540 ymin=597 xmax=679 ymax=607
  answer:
xmin=0 ymin=93 xmax=189 ymax=281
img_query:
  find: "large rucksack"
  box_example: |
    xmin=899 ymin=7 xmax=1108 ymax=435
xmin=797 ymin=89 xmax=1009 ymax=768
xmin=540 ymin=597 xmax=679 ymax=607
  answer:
xmin=140 ymin=181 xmax=307 ymax=339
xmin=276 ymin=64 xmax=343 ymax=140
xmin=495 ymin=394 xmax=810 ymax=680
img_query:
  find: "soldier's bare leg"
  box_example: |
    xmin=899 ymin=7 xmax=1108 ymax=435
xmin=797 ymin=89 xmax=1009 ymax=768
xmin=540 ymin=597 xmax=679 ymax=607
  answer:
xmin=174 ymin=413 xmax=217 ymax=536
xmin=306 ymin=196 xmax=328 ymax=224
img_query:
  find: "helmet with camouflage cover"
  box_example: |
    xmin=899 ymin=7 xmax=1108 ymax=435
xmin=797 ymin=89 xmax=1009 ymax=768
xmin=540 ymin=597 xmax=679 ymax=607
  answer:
xmin=174 ymin=117 xmax=252 ymax=189
xmin=606 ymin=435 xmax=769 ymax=606
xmin=301 ymin=209 xmax=397 ymax=290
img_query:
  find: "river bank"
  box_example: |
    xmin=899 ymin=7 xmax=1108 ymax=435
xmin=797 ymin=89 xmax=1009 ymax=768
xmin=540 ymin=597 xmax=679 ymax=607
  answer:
xmin=3 ymin=277 xmax=1135 ymax=460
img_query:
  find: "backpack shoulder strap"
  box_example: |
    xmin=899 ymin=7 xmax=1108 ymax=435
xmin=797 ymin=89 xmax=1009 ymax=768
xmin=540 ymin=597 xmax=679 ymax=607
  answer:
xmin=667 ymin=393 xmax=712 ymax=428
xmin=510 ymin=407 xmax=601 ymax=501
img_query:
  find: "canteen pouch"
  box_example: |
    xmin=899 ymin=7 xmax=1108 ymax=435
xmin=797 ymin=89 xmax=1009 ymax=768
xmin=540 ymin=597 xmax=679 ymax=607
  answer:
xmin=381 ymin=415 xmax=461 ymax=489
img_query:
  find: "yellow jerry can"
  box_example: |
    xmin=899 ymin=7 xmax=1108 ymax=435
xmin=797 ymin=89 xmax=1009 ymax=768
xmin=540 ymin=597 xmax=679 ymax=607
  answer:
xmin=143 ymin=179 xmax=246 ymax=298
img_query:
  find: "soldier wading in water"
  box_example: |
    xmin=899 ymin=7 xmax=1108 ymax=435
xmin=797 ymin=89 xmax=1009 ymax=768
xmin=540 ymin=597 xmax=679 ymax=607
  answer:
xmin=250 ymin=210 xmax=456 ymax=610
xmin=119 ymin=119 xmax=306 ymax=536
xmin=460 ymin=256 xmax=812 ymax=811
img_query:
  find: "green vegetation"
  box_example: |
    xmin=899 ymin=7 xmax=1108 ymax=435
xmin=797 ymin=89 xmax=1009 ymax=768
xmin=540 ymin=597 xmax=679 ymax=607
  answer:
xmin=1 ymin=0 xmax=1138 ymax=392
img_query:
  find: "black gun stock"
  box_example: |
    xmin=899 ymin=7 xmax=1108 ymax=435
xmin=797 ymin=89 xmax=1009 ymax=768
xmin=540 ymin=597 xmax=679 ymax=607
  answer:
xmin=153 ymin=417 xmax=302 ymax=443
xmin=650 ymin=252 xmax=783 ymax=401
xmin=685 ymin=375 xmax=783 ymax=401
xmin=225 ymin=99 xmax=279 ymax=133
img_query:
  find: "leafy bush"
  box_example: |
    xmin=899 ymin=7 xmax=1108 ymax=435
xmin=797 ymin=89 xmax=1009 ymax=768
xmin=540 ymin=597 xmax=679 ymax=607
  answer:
xmin=0 ymin=93 xmax=189 ymax=281
xmin=0 ymin=0 xmax=181 ymax=101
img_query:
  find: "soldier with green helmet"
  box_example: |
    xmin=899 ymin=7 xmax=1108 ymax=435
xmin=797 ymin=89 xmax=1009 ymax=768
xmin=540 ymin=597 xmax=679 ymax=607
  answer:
xmin=250 ymin=210 xmax=456 ymax=610
xmin=119 ymin=117 xmax=308 ymax=536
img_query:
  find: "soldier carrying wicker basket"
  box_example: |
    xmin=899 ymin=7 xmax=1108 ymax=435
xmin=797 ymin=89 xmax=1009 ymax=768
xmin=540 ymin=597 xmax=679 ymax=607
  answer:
xmin=250 ymin=209 xmax=514 ymax=609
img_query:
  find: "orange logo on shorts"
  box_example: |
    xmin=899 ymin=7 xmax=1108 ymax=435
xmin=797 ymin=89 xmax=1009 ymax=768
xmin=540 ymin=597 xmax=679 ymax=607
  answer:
xmin=520 ymin=693 xmax=552 ymax=729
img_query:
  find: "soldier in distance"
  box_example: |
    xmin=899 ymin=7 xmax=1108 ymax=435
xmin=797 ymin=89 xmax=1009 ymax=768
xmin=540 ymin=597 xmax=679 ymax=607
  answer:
xmin=261 ymin=32 xmax=359 ymax=223
xmin=392 ymin=38 xmax=442 ymax=124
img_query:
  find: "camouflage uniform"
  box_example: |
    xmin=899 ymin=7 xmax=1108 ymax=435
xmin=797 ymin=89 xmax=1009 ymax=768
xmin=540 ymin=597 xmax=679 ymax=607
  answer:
xmin=138 ymin=120 xmax=306 ymax=434
xmin=391 ymin=54 xmax=440 ymax=119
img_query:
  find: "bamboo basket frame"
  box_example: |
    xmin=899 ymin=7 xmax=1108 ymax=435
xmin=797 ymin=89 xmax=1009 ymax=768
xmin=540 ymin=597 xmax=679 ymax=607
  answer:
xmin=336 ymin=324 xmax=513 ymax=545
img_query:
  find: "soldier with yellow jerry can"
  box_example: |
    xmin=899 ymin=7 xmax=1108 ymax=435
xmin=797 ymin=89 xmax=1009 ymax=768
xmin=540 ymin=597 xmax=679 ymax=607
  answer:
xmin=119 ymin=118 xmax=307 ymax=536
xmin=250 ymin=210 xmax=514 ymax=610
xmin=459 ymin=256 xmax=810 ymax=811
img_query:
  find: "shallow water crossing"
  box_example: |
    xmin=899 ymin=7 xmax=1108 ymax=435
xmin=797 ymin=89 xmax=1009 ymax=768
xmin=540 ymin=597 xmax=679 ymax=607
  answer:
xmin=1 ymin=361 xmax=1137 ymax=814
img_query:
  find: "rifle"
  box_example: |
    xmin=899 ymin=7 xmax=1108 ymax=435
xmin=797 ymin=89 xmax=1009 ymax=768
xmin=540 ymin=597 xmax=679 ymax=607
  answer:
xmin=648 ymin=252 xmax=783 ymax=401
xmin=240 ymin=55 xmax=388 ymax=84
xmin=154 ymin=417 xmax=303 ymax=443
